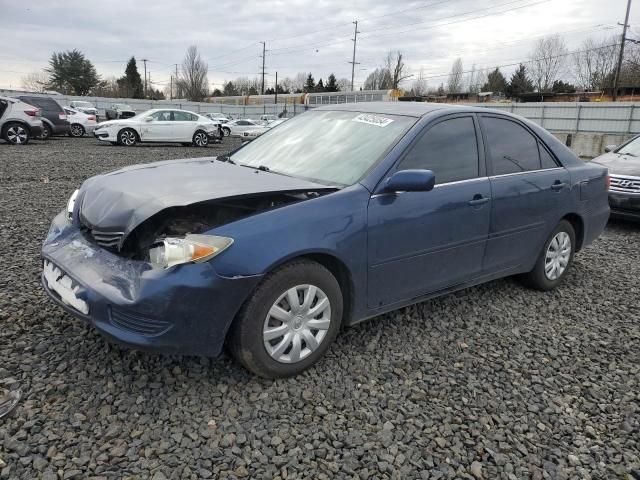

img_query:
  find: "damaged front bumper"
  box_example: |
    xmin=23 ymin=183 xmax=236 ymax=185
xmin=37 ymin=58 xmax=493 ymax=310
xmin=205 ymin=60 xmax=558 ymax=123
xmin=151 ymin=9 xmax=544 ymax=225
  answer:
xmin=41 ymin=211 xmax=262 ymax=357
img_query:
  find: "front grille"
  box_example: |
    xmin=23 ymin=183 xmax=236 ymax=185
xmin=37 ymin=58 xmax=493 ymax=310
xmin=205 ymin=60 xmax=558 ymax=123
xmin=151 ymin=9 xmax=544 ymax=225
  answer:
xmin=109 ymin=307 xmax=171 ymax=336
xmin=89 ymin=229 xmax=125 ymax=250
xmin=610 ymin=175 xmax=640 ymax=194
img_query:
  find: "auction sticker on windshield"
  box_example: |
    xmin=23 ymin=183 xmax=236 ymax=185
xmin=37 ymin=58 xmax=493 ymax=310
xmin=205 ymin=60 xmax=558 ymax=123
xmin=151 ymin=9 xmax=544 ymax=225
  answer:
xmin=352 ymin=113 xmax=394 ymax=127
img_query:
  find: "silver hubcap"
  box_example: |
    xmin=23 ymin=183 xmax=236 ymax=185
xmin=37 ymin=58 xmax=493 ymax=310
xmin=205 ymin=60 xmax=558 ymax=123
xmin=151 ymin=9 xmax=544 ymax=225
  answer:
xmin=194 ymin=132 xmax=207 ymax=146
xmin=7 ymin=126 xmax=27 ymax=144
xmin=71 ymin=125 xmax=83 ymax=136
xmin=545 ymin=231 xmax=571 ymax=280
xmin=121 ymin=131 xmax=135 ymax=145
xmin=263 ymin=284 xmax=331 ymax=364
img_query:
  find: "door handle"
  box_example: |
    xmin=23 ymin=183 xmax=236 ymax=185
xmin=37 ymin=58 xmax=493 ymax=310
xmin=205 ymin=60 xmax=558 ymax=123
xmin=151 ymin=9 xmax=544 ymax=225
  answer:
xmin=468 ymin=195 xmax=490 ymax=207
xmin=551 ymin=181 xmax=567 ymax=191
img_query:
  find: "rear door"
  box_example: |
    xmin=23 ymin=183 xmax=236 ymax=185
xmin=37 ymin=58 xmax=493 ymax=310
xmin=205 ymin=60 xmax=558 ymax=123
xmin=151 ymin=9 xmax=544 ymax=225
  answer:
xmin=479 ymin=115 xmax=570 ymax=274
xmin=172 ymin=111 xmax=198 ymax=140
xmin=367 ymin=114 xmax=491 ymax=308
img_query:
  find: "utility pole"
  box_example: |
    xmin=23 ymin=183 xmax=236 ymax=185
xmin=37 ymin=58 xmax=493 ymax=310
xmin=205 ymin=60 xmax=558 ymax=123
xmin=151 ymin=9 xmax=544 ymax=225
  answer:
xmin=613 ymin=0 xmax=633 ymax=101
xmin=275 ymin=71 xmax=278 ymax=105
xmin=142 ymin=58 xmax=148 ymax=98
xmin=173 ymin=64 xmax=179 ymax=99
xmin=170 ymin=75 xmax=173 ymax=100
xmin=349 ymin=21 xmax=360 ymax=92
xmin=260 ymin=41 xmax=266 ymax=95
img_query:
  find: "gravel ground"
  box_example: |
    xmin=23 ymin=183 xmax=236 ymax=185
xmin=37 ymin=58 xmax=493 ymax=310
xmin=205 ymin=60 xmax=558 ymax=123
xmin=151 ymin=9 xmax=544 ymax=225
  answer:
xmin=0 ymin=136 xmax=639 ymax=480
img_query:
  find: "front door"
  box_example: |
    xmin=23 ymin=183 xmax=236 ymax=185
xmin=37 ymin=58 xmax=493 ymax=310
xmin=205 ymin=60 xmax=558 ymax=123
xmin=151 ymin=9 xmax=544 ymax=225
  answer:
xmin=367 ymin=115 xmax=491 ymax=309
xmin=142 ymin=110 xmax=174 ymax=141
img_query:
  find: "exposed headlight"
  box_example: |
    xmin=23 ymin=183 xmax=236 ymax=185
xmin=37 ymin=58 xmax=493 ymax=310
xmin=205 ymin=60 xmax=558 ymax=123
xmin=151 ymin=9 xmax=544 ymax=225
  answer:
xmin=148 ymin=234 xmax=233 ymax=269
xmin=67 ymin=189 xmax=79 ymax=221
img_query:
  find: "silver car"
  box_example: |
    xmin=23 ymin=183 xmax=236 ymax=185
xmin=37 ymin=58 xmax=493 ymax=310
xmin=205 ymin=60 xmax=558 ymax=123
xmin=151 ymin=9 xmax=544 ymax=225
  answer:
xmin=0 ymin=96 xmax=44 ymax=145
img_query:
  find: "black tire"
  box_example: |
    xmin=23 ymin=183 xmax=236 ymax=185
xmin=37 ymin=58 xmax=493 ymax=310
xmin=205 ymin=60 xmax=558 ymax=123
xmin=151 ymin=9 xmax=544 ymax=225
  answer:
xmin=117 ymin=128 xmax=138 ymax=146
xmin=3 ymin=122 xmax=30 ymax=145
xmin=227 ymin=260 xmax=343 ymax=378
xmin=69 ymin=123 xmax=85 ymax=137
xmin=222 ymin=127 xmax=231 ymax=137
xmin=39 ymin=123 xmax=51 ymax=140
xmin=192 ymin=130 xmax=209 ymax=147
xmin=520 ymin=220 xmax=576 ymax=291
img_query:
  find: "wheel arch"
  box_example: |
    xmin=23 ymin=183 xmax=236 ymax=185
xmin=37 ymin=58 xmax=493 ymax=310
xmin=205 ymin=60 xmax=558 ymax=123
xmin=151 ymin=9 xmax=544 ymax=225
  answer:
xmin=117 ymin=126 xmax=140 ymax=141
xmin=2 ymin=119 xmax=31 ymax=134
xmin=562 ymin=213 xmax=585 ymax=251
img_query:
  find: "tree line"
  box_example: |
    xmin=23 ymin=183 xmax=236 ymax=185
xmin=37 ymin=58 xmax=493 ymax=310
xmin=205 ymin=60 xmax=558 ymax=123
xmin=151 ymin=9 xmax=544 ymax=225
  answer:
xmin=21 ymin=32 xmax=640 ymax=101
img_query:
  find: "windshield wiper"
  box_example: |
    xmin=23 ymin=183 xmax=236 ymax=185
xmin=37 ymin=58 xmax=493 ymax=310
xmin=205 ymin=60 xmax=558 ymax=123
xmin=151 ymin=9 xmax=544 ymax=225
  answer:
xmin=240 ymin=164 xmax=270 ymax=172
xmin=217 ymin=155 xmax=235 ymax=164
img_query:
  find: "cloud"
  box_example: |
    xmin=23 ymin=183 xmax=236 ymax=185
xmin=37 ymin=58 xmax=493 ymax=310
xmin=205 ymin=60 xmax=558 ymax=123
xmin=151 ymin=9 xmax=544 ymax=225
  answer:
xmin=0 ymin=0 xmax=628 ymax=91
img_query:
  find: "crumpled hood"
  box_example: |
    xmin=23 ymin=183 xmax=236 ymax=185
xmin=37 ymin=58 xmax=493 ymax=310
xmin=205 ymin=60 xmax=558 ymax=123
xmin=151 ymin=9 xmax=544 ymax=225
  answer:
xmin=591 ymin=152 xmax=640 ymax=176
xmin=78 ymin=157 xmax=333 ymax=236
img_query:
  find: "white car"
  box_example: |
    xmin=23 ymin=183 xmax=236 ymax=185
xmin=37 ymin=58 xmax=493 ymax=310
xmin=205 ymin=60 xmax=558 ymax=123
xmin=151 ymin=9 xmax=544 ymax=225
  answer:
xmin=64 ymin=107 xmax=97 ymax=137
xmin=69 ymin=101 xmax=99 ymax=120
xmin=222 ymin=119 xmax=262 ymax=137
xmin=0 ymin=95 xmax=43 ymax=145
xmin=93 ymin=108 xmax=223 ymax=147
xmin=204 ymin=113 xmax=230 ymax=124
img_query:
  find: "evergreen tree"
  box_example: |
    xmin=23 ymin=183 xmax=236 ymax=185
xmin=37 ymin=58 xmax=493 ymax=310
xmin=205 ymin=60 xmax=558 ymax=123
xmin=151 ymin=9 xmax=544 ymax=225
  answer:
xmin=482 ymin=68 xmax=508 ymax=93
xmin=325 ymin=73 xmax=339 ymax=92
xmin=46 ymin=49 xmax=100 ymax=95
xmin=117 ymin=57 xmax=144 ymax=98
xmin=551 ymin=80 xmax=576 ymax=93
xmin=304 ymin=74 xmax=315 ymax=93
xmin=223 ymin=81 xmax=238 ymax=96
xmin=507 ymin=64 xmax=534 ymax=98
xmin=315 ymin=78 xmax=325 ymax=92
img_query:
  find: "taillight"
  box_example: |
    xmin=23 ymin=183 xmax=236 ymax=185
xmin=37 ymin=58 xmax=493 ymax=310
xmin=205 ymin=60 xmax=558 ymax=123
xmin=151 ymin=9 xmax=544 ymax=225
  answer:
xmin=87 ymin=115 xmax=96 ymax=121
xmin=24 ymin=109 xmax=39 ymax=117
xmin=59 ymin=113 xmax=67 ymax=120
xmin=605 ymin=174 xmax=610 ymax=191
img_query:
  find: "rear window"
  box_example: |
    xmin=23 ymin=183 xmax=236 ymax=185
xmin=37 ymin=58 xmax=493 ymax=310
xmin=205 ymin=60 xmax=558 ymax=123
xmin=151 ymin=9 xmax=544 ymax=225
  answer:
xmin=20 ymin=97 xmax=63 ymax=112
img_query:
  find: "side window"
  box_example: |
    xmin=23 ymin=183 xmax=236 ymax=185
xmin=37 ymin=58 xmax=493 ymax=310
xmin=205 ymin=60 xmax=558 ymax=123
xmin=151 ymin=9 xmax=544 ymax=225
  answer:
xmin=173 ymin=111 xmax=196 ymax=121
xmin=482 ymin=116 xmax=541 ymax=175
xmin=398 ymin=116 xmax=479 ymax=184
xmin=539 ymin=144 xmax=558 ymax=169
xmin=150 ymin=111 xmax=172 ymax=121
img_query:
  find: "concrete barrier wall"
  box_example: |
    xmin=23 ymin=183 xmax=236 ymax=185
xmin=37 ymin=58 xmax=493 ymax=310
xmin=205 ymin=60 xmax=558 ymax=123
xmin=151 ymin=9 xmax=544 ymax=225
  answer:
xmin=551 ymin=133 xmax=635 ymax=159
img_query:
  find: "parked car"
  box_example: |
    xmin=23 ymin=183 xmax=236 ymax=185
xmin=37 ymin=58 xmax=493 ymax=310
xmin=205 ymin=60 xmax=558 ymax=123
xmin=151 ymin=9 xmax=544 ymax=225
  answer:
xmin=105 ymin=103 xmax=136 ymax=120
xmin=69 ymin=100 xmax=99 ymax=121
xmin=17 ymin=95 xmax=69 ymax=139
xmin=204 ymin=113 xmax=230 ymax=124
xmin=42 ymin=103 xmax=609 ymax=378
xmin=223 ymin=118 xmax=262 ymax=136
xmin=63 ymin=107 xmax=97 ymax=137
xmin=260 ymin=114 xmax=278 ymax=123
xmin=93 ymin=108 xmax=222 ymax=146
xmin=0 ymin=95 xmax=43 ymax=145
xmin=241 ymin=125 xmax=271 ymax=140
xmin=592 ymin=135 xmax=640 ymax=221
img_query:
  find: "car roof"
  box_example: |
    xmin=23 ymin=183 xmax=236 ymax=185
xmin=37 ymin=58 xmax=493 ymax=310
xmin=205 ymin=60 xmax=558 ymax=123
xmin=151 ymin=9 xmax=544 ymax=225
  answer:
xmin=313 ymin=101 xmax=510 ymax=118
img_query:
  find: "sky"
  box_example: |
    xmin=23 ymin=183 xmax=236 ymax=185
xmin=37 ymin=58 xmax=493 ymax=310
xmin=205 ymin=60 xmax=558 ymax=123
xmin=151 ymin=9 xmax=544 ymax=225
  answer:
xmin=0 ymin=0 xmax=636 ymax=93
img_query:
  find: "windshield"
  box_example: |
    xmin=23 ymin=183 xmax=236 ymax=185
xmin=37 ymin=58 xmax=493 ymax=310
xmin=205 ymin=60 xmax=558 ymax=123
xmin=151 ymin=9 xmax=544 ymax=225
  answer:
xmin=618 ymin=137 xmax=640 ymax=157
xmin=75 ymin=101 xmax=92 ymax=107
xmin=230 ymin=110 xmax=416 ymax=185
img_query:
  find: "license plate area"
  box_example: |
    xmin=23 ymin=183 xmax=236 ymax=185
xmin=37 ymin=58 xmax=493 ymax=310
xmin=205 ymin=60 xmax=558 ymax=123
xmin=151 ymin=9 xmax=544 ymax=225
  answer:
xmin=43 ymin=260 xmax=89 ymax=314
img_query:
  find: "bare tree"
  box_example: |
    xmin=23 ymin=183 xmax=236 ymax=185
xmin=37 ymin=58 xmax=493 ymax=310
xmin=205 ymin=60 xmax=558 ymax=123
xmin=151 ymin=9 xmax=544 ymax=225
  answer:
xmin=363 ymin=67 xmax=391 ymax=90
xmin=336 ymin=78 xmax=351 ymax=91
xmin=409 ymin=67 xmax=428 ymax=96
xmin=529 ymin=35 xmax=568 ymax=91
xmin=447 ymin=58 xmax=464 ymax=94
xmin=572 ymin=36 xmax=618 ymax=91
xmin=21 ymin=71 xmax=49 ymax=92
xmin=177 ymin=45 xmax=209 ymax=101
xmin=384 ymin=51 xmax=412 ymax=90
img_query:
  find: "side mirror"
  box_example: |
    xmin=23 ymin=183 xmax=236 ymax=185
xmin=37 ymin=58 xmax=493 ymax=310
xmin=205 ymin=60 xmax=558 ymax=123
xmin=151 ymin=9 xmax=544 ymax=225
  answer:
xmin=144 ymin=117 xmax=153 ymax=122
xmin=604 ymin=145 xmax=617 ymax=153
xmin=384 ymin=169 xmax=436 ymax=193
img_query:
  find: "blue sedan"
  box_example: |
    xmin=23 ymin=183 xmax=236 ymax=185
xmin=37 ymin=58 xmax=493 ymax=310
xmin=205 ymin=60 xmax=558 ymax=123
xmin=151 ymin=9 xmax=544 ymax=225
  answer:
xmin=42 ymin=103 xmax=610 ymax=377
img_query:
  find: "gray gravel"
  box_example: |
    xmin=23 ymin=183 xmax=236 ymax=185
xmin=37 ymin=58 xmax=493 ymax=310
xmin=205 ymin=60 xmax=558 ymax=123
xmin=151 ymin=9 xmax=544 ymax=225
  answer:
xmin=1 ymin=136 xmax=639 ymax=480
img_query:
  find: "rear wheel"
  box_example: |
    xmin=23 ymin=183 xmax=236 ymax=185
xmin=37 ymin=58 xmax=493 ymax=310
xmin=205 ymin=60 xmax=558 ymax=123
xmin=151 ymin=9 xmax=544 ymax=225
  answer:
xmin=39 ymin=123 xmax=51 ymax=140
xmin=3 ymin=123 xmax=30 ymax=145
xmin=520 ymin=220 xmax=576 ymax=291
xmin=222 ymin=127 xmax=231 ymax=136
xmin=69 ymin=123 xmax=85 ymax=137
xmin=117 ymin=128 xmax=137 ymax=146
xmin=227 ymin=260 xmax=343 ymax=378
xmin=192 ymin=130 xmax=209 ymax=147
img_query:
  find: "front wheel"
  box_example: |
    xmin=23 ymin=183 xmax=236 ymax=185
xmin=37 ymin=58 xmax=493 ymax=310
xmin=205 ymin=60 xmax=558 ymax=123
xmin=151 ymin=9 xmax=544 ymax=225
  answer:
xmin=39 ymin=123 xmax=51 ymax=140
xmin=117 ymin=128 xmax=137 ymax=146
xmin=192 ymin=130 xmax=209 ymax=147
xmin=222 ymin=127 xmax=231 ymax=137
xmin=3 ymin=123 xmax=30 ymax=145
xmin=227 ymin=260 xmax=343 ymax=378
xmin=69 ymin=124 xmax=85 ymax=137
xmin=520 ymin=220 xmax=576 ymax=291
